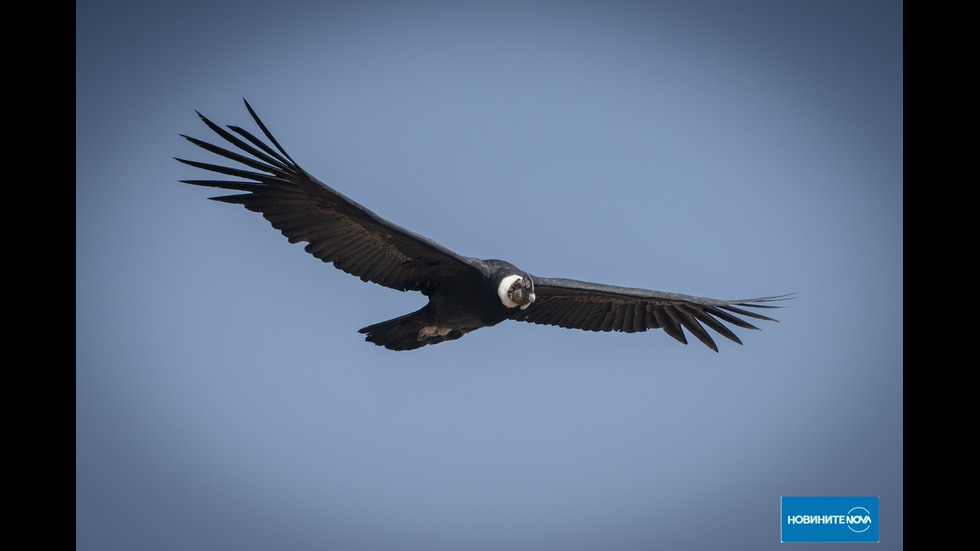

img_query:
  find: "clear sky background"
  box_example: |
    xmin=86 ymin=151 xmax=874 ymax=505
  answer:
xmin=76 ymin=1 xmax=903 ymax=549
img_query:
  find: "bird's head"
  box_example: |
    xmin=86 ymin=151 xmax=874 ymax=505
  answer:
xmin=498 ymin=273 xmax=536 ymax=310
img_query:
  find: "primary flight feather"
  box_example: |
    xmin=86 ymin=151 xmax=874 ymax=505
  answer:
xmin=178 ymin=99 xmax=789 ymax=351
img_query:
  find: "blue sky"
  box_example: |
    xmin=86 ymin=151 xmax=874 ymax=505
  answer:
xmin=76 ymin=1 xmax=903 ymax=549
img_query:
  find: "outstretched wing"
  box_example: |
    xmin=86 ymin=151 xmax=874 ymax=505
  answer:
xmin=177 ymin=100 xmax=480 ymax=294
xmin=512 ymin=277 xmax=791 ymax=351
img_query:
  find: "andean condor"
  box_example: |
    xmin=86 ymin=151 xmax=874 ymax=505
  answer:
xmin=178 ymin=100 xmax=790 ymax=351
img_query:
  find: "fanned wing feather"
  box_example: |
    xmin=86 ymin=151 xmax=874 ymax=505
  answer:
xmin=176 ymin=100 xmax=480 ymax=293
xmin=513 ymin=277 xmax=791 ymax=351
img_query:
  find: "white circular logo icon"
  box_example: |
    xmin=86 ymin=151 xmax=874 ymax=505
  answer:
xmin=846 ymin=506 xmax=872 ymax=533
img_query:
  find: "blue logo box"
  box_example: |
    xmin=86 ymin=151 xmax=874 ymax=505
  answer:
xmin=781 ymin=496 xmax=879 ymax=543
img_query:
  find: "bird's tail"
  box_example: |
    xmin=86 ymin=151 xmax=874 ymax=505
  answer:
xmin=358 ymin=307 xmax=467 ymax=351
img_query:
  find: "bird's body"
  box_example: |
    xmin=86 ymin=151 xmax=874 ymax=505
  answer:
xmin=359 ymin=258 xmax=531 ymax=350
xmin=178 ymin=100 xmax=788 ymax=351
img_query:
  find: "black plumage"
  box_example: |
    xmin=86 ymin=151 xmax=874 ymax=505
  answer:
xmin=178 ymin=100 xmax=789 ymax=351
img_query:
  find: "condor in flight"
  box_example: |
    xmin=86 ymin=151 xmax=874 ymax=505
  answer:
xmin=178 ymin=100 xmax=788 ymax=351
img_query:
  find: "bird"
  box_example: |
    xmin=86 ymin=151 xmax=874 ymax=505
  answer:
xmin=177 ymin=99 xmax=790 ymax=351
